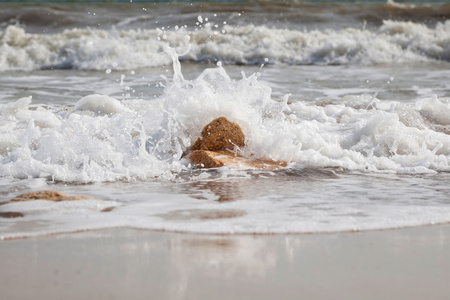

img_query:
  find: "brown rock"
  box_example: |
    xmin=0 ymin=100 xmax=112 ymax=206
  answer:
xmin=158 ymin=209 xmax=247 ymax=221
xmin=0 ymin=212 xmax=24 ymax=218
xmin=190 ymin=150 xmax=287 ymax=170
xmin=101 ymin=206 xmax=115 ymax=213
xmin=187 ymin=117 xmax=287 ymax=170
xmin=9 ymin=190 xmax=92 ymax=203
xmin=191 ymin=117 xmax=245 ymax=152
xmin=190 ymin=150 xmax=227 ymax=168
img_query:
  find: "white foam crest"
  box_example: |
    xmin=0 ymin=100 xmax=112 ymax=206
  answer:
xmin=416 ymin=95 xmax=450 ymax=126
xmin=73 ymin=94 xmax=132 ymax=116
xmin=143 ymin=59 xmax=450 ymax=174
xmin=1 ymin=20 xmax=449 ymax=71
xmin=196 ymin=19 xmax=448 ymax=65
xmin=287 ymin=96 xmax=450 ymax=173
xmin=0 ymin=25 xmax=186 ymax=71
xmin=149 ymin=59 xmax=289 ymax=162
xmin=0 ymin=95 xmax=184 ymax=182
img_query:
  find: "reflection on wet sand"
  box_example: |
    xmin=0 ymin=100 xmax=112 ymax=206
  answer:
xmin=180 ymin=167 xmax=339 ymax=202
xmin=100 ymin=230 xmax=293 ymax=299
xmin=2 ymin=226 xmax=450 ymax=300
xmin=1 ymin=220 xmax=52 ymax=237
xmin=164 ymin=234 xmax=283 ymax=299
xmin=157 ymin=209 xmax=247 ymax=221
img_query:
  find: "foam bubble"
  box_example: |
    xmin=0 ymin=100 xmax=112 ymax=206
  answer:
xmin=73 ymin=94 xmax=132 ymax=116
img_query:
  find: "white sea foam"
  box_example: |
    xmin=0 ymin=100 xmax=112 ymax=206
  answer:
xmin=2 ymin=172 xmax=450 ymax=239
xmin=1 ymin=49 xmax=450 ymax=183
xmin=1 ymin=69 xmax=450 ymax=238
xmin=73 ymin=94 xmax=132 ymax=116
xmin=1 ymin=19 xmax=449 ymax=71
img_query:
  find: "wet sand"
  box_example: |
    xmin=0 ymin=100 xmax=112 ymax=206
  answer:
xmin=1 ymin=225 xmax=450 ymax=300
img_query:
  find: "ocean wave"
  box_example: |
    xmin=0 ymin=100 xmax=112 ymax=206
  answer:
xmin=1 ymin=56 xmax=450 ymax=183
xmin=1 ymin=19 xmax=449 ymax=71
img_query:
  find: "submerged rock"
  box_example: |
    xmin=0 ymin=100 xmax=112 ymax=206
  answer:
xmin=157 ymin=209 xmax=247 ymax=221
xmin=0 ymin=191 xmax=94 ymax=218
xmin=190 ymin=150 xmax=287 ymax=170
xmin=9 ymin=190 xmax=92 ymax=203
xmin=0 ymin=212 xmax=24 ymax=218
xmin=190 ymin=150 xmax=229 ymax=168
xmin=188 ymin=117 xmax=287 ymax=170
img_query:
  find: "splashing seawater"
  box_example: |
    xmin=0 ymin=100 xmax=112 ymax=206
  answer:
xmin=162 ymin=35 xmax=191 ymax=85
xmin=149 ymin=48 xmax=450 ymax=176
xmin=1 ymin=43 xmax=450 ymax=183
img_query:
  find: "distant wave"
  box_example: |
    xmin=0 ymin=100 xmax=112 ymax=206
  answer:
xmin=1 ymin=19 xmax=449 ymax=71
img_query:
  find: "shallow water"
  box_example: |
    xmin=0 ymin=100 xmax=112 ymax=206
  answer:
xmin=1 ymin=1 xmax=450 ymax=238
xmin=2 ymin=168 xmax=450 ymax=238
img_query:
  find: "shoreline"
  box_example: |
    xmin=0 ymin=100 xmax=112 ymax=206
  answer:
xmin=1 ymin=221 xmax=448 ymax=241
xmin=1 ymin=218 xmax=449 ymax=241
xmin=2 ymin=224 xmax=450 ymax=300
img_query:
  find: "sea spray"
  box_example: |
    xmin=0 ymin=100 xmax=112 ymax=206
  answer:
xmin=150 ymin=43 xmax=293 ymax=165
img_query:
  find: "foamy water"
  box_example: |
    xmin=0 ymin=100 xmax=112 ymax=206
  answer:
xmin=1 ymin=18 xmax=449 ymax=71
xmin=1 ymin=1 xmax=450 ymax=239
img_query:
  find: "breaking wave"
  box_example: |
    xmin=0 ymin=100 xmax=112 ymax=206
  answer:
xmin=1 ymin=19 xmax=449 ymax=71
xmin=1 ymin=46 xmax=450 ymax=183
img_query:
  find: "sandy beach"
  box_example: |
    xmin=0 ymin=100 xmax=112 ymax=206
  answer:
xmin=2 ymin=224 xmax=450 ymax=300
